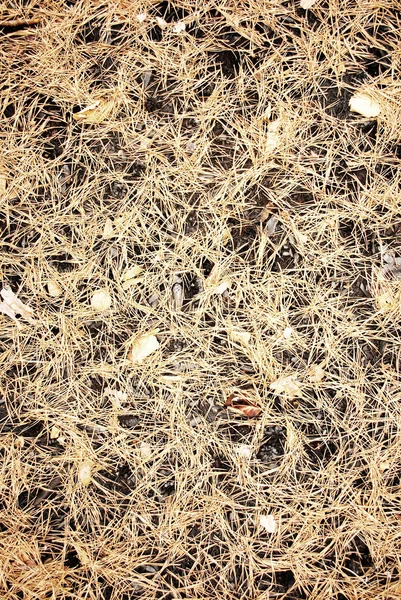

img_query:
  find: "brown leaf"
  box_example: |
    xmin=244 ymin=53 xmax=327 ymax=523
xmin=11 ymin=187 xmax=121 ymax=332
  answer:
xmin=225 ymin=393 xmax=262 ymax=417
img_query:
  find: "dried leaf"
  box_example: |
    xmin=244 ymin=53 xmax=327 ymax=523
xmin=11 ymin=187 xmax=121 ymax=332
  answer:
xmin=260 ymin=514 xmax=277 ymax=534
xmin=270 ymin=375 xmax=302 ymax=398
xmin=308 ymin=364 xmax=325 ymax=383
xmin=265 ymin=215 xmax=279 ymax=236
xmin=104 ymin=387 xmax=127 ymax=409
xmin=73 ymin=97 xmax=116 ymax=124
xmin=0 ymin=286 xmax=34 ymax=327
xmin=260 ymin=203 xmax=275 ymax=223
xmin=47 ymin=280 xmax=62 ymax=297
xmin=349 ymin=93 xmax=381 ymax=118
xmin=121 ymin=265 xmax=144 ymax=290
xmin=300 ymin=0 xmax=318 ymax=8
xmin=78 ymin=462 xmax=92 ymax=486
xmin=225 ymin=393 xmax=262 ymax=417
xmin=103 ymin=218 xmax=114 ymax=239
xmin=130 ymin=333 xmax=160 ymax=364
xmin=91 ymin=289 xmax=112 ymax=311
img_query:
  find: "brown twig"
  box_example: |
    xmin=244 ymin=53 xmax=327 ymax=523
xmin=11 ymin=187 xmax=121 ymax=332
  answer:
xmin=0 ymin=17 xmax=41 ymax=27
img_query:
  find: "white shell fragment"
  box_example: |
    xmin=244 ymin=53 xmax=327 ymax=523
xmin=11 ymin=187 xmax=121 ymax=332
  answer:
xmin=47 ymin=280 xmax=62 ymax=297
xmin=130 ymin=333 xmax=160 ymax=364
xmin=91 ymin=289 xmax=112 ymax=311
xmin=0 ymin=286 xmax=34 ymax=327
xmin=349 ymin=93 xmax=381 ymax=118
xmin=156 ymin=17 xmax=167 ymax=29
xmin=235 ymin=444 xmax=253 ymax=458
xmin=140 ymin=441 xmax=152 ymax=460
xmin=308 ymin=364 xmax=325 ymax=383
xmin=50 ymin=425 xmax=61 ymax=440
xmin=260 ymin=514 xmax=277 ymax=534
xmin=78 ymin=462 xmax=92 ymax=486
xmin=103 ymin=218 xmax=114 ymax=239
xmin=213 ymin=280 xmax=231 ymax=295
xmin=172 ymin=21 xmax=186 ymax=33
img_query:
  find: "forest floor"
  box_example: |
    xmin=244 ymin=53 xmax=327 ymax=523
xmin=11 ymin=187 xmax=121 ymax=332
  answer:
xmin=1 ymin=1 xmax=401 ymax=599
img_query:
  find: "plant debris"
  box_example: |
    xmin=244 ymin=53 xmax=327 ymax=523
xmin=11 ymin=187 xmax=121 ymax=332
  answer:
xmin=103 ymin=218 xmax=115 ymax=239
xmin=73 ymin=96 xmax=117 ymax=124
xmin=228 ymin=329 xmax=251 ymax=345
xmin=270 ymin=375 xmax=302 ymax=398
xmin=0 ymin=286 xmax=34 ymax=327
xmin=308 ymin=364 xmax=325 ymax=383
xmin=225 ymin=393 xmax=262 ymax=417
xmin=2 ymin=2 xmax=401 ymax=598
xmin=121 ymin=265 xmax=144 ymax=290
